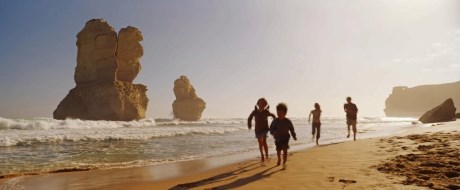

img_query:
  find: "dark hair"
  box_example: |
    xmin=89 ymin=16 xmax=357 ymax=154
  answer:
xmin=314 ymin=103 xmax=321 ymax=110
xmin=346 ymin=97 xmax=352 ymax=101
xmin=255 ymin=98 xmax=269 ymax=110
xmin=276 ymin=103 xmax=288 ymax=113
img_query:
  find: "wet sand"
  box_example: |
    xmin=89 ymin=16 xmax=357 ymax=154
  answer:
xmin=120 ymin=120 xmax=460 ymax=190
xmin=2 ymin=120 xmax=459 ymax=190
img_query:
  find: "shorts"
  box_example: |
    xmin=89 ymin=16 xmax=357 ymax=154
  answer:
xmin=255 ymin=130 xmax=268 ymax=139
xmin=312 ymin=122 xmax=321 ymax=139
xmin=275 ymin=137 xmax=290 ymax=151
xmin=346 ymin=118 xmax=357 ymax=126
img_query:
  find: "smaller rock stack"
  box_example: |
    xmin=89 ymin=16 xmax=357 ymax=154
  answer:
xmin=172 ymin=76 xmax=206 ymax=121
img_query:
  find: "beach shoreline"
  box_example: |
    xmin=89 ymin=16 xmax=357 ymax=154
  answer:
xmin=1 ymin=120 xmax=458 ymax=190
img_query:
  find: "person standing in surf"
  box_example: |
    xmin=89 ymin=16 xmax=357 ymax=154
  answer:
xmin=248 ymin=98 xmax=276 ymax=162
xmin=344 ymin=97 xmax=358 ymax=141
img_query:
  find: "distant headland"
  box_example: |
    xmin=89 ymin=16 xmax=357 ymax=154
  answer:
xmin=384 ymin=81 xmax=460 ymax=117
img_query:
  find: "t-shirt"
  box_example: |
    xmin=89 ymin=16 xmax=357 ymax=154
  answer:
xmin=269 ymin=118 xmax=296 ymax=141
xmin=248 ymin=109 xmax=275 ymax=134
xmin=344 ymin=103 xmax=358 ymax=120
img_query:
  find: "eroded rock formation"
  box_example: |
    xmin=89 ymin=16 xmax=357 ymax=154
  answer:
xmin=117 ymin=26 xmax=143 ymax=83
xmin=419 ymin=98 xmax=456 ymax=123
xmin=54 ymin=19 xmax=148 ymax=121
xmin=172 ymin=76 xmax=206 ymax=121
xmin=384 ymin=81 xmax=460 ymax=117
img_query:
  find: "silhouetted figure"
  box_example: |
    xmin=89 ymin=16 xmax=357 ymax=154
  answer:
xmin=270 ymin=103 xmax=297 ymax=169
xmin=308 ymin=103 xmax=322 ymax=145
xmin=248 ymin=98 xmax=276 ymax=162
xmin=344 ymin=97 xmax=358 ymax=141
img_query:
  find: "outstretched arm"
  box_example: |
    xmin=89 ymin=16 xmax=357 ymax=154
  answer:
xmin=247 ymin=111 xmax=255 ymax=129
xmin=269 ymin=120 xmax=277 ymax=136
xmin=289 ymin=121 xmax=297 ymax=140
xmin=269 ymin=112 xmax=276 ymax=119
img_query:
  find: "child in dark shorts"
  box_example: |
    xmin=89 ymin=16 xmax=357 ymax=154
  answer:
xmin=248 ymin=98 xmax=276 ymax=162
xmin=270 ymin=103 xmax=297 ymax=168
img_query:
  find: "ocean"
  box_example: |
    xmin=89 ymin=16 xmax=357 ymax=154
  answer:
xmin=0 ymin=116 xmax=416 ymax=178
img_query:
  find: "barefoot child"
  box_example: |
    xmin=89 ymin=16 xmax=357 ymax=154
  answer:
xmin=308 ymin=103 xmax=322 ymax=145
xmin=270 ymin=103 xmax=297 ymax=168
xmin=248 ymin=98 xmax=276 ymax=162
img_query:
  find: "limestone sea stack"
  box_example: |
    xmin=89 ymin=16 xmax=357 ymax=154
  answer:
xmin=53 ymin=19 xmax=148 ymax=121
xmin=172 ymin=76 xmax=206 ymax=121
xmin=419 ymin=98 xmax=456 ymax=124
xmin=384 ymin=81 xmax=460 ymax=117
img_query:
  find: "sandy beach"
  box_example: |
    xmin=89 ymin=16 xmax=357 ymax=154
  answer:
xmin=2 ymin=120 xmax=458 ymax=190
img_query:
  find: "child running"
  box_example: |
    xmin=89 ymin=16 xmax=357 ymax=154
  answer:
xmin=269 ymin=103 xmax=297 ymax=169
xmin=308 ymin=103 xmax=322 ymax=146
xmin=247 ymin=98 xmax=276 ymax=162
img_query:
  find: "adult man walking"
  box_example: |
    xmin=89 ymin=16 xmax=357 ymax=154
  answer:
xmin=344 ymin=97 xmax=358 ymax=141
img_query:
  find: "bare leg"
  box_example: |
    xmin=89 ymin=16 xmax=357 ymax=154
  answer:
xmin=282 ymin=148 xmax=288 ymax=168
xmin=352 ymin=123 xmax=357 ymax=141
xmin=316 ymin=126 xmax=320 ymax=146
xmin=262 ymin=137 xmax=269 ymax=160
xmin=276 ymin=150 xmax=281 ymax=166
xmin=311 ymin=125 xmax=316 ymax=141
xmin=257 ymin=138 xmax=265 ymax=162
xmin=347 ymin=124 xmax=351 ymax=138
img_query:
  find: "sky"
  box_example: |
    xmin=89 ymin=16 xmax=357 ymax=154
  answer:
xmin=0 ymin=0 xmax=459 ymax=119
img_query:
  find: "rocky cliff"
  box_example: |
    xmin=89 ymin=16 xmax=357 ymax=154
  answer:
xmin=172 ymin=76 xmax=206 ymax=121
xmin=384 ymin=81 xmax=460 ymax=117
xmin=54 ymin=19 xmax=148 ymax=121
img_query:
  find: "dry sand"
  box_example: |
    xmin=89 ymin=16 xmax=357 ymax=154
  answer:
xmin=3 ymin=121 xmax=459 ymax=190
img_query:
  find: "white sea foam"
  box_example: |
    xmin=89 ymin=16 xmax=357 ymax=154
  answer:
xmin=0 ymin=117 xmax=247 ymax=147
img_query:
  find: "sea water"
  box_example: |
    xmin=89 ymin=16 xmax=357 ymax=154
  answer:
xmin=0 ymin=116 xmax=416 ymax=177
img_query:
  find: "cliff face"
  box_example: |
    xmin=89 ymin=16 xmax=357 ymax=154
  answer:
xmin=172 ymin=76 xmax=206 ymax=121
xmin=54 ymin=19 xmax=148 ymax=121
xmin=384 ymin=81 xmax=460 ymax=117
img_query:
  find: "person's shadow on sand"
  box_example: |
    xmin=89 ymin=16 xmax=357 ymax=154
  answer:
xmin=209 ymin=165 xmax=280 ymax=190
xmin=169 ymin=162 xmax=280 ymax=190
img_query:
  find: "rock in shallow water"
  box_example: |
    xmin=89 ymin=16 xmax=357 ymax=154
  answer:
xmin=418 ymin=98 xmax=456 ymax=124
xmin=172 ymin=76 xmax=206 ymax=121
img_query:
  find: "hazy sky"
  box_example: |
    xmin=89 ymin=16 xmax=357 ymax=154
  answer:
xmin=0 ymin=0 xmax=459 ymax=119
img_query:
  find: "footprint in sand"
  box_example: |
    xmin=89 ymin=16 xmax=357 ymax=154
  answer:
xmin=326 ymin=177 xmax=335 ymax=182
xmin=339 ymin=179 xmax=357 ymax=184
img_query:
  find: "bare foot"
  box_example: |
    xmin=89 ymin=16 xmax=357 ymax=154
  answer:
xmin=283 ymin=163 xmax=287 ymax=170
xmin=277 ymin=160 xmax=281 ymax=166
xmin=261 ymin=157 xmax=265 ymax=162
xmin=316 ymin=141 xmax=319 ymax=146
xmin=347 ymin=134 xmax=350 ymax=138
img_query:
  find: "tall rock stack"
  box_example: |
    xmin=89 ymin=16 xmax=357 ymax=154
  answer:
xmin=53 ymin=19 xmax=148 ymax=121
xmin=172 ymin=76 xmax=206 ymax=121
